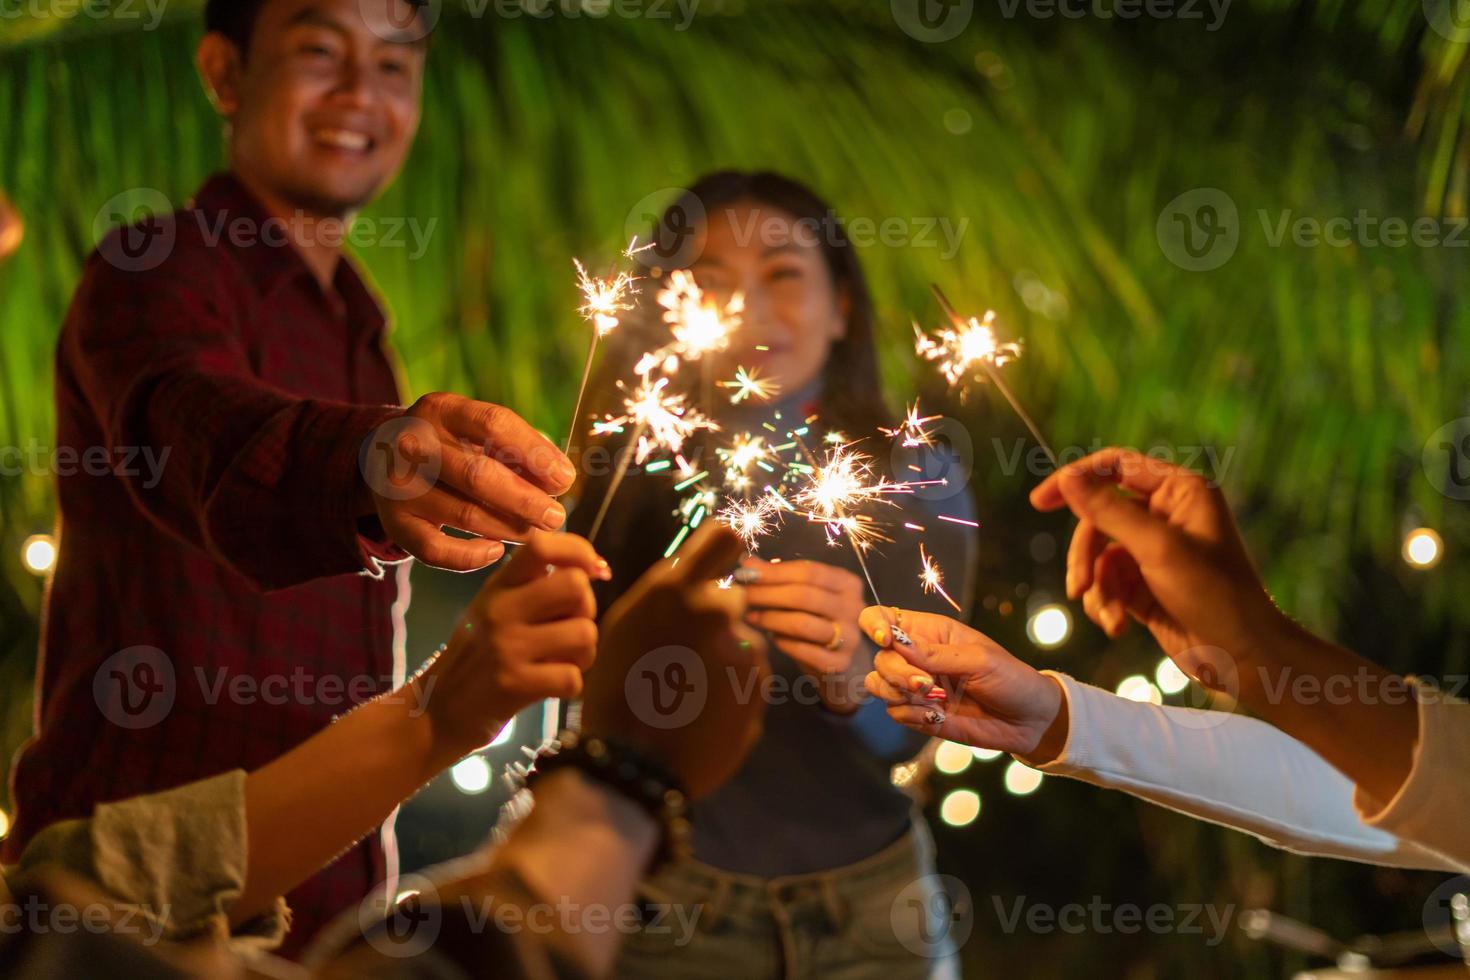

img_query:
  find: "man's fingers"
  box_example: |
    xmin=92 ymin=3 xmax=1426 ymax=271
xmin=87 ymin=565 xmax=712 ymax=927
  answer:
xmin=1051 ymin=468 xmax=1176 ymax=563
xmin=1093 ymin=544 xmax=1142 ymax=638
xmin=387 ymin=514 xmax=504 ymax=571
xmin=422 ymin=392 xmax=576 ymax=493
xmin=519 ymin=662 xmax=585 ymax=702
xmin=414 ymin=485 xmax=533 ymax=543
xmin=495 ymin=530 xmax=609 ymax=588
xmin=746 ymin=609 xmax=838 ymax=646
xmin=439 ymin=444 xmax=566 ymax=533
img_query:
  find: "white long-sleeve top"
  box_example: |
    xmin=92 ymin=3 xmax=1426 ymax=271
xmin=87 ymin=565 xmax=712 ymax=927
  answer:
xmin=1034 ymin=672 xmax=1470 ymax=874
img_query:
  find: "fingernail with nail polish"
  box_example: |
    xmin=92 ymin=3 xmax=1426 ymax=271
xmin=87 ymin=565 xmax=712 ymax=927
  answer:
xmin=541 ymin=504 xmax=566 ymax=529
xmin=892 ymin=626 xmax=912 ymax=647
xmin=872 ymin=627 xmax=889 ymax=647
xmin=923 ymin=688 xmax=949 ymax=702
xmin=911 ymin=676 xmax=933 ymax=695
xmin=924 ymin=709 xmax=946 ymax=726
xmin=595 ymin=559 xmax=612 ymax=581
xmin=733 ymin=567 xmax=760 ymax=585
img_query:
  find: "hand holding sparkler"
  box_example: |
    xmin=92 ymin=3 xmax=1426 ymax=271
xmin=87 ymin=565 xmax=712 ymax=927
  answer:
xmin=860 ymin=606 xmax=1069 ymax=761
xmin=738 ymin=558 xmax=866 ymax=702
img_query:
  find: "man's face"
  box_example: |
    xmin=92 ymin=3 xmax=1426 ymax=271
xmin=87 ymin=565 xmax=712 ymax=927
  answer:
xmin=227 ymin=0 xmax=426 ymax=216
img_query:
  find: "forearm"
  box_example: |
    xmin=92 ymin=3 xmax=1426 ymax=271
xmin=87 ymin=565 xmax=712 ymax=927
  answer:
xmin=233 ymin=683 xmax=469 ymax=924
xmin=1238 ymin=621 xmax=1420 ymax=805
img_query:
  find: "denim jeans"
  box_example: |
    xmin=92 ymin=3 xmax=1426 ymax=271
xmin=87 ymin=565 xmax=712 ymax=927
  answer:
xmin=613 ymin=817 xmax=962 ymax=980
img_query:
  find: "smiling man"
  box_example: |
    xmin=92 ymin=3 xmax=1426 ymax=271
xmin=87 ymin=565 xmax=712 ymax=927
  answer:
xmin=3 ymin=0 xmax=578 ymax=958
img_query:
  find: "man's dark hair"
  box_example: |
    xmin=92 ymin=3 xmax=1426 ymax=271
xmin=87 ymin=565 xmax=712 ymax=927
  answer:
xmin=205 ymin=0 xmax=268 ymax=54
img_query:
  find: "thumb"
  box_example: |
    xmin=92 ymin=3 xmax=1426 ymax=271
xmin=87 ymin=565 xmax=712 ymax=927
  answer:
xmin=1056 ymin=469 xmax=1174 ymax=563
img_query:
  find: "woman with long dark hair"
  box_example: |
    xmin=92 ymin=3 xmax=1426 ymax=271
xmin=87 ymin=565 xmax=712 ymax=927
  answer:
xmin=569 ymin=171 xmax=979 ymax=979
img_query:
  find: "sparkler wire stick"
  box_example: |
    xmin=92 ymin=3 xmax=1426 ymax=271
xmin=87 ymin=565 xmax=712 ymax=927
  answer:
xmin=929 ymin=284 xmax=1058 ymax=470
xmin=563 ymin=338 xmax=600 ymax=455
xmin=585 ymin=418 xmax=647 ymax=545
xmin=788 ymin=431 xmax=886 ymax=607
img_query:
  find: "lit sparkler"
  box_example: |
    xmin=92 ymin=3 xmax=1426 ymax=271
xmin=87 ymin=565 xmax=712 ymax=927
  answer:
xmin=658 ymin=269 xmax=743 ymax=362
xmin=919 ymin=543 xmax=961 ymax=613
xmin=717 ymin=432 xmax=771 ymax=490
xmin=880 ymin=400 xmax=943 ymax=448
xmin=718 ymin=496 xmax=781 ymax=552
xmin=925 ymin=284 xmax=1057 ymax=469
xmin=563 ymin=254 xmax=641 ymax=452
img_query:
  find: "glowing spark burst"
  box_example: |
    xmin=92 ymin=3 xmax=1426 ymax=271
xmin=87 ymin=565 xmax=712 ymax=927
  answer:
xmin=718 ymin=497 xmax=781 ymax=551
xmin=623 ymin=235 xmax=655 ymax=260
xmin=718 ymin=366 xmax=780 ymax=404
xmin=658 ymin=269 xmax=743 ymax=362
xmin=793 ymin=444 xmax=903 ymax=551
xmin=573 ymin=259 xmax=637 ymax=337
xmin=913 ymin=311 xmax=1022 ymax=387
xmin=597 ymin=376 xmax=719 ymax=464
xmin=881 ymin=400 xmax=943 ymax=448
xmin=717 ymin=433 xmax=770 ymax=489
xmin=919 ymin=544 xmax=962 ymax=613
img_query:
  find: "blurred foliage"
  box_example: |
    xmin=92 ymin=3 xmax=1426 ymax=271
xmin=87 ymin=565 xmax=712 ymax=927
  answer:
xmin=3 ymin=1 xmax=1470 ymax=976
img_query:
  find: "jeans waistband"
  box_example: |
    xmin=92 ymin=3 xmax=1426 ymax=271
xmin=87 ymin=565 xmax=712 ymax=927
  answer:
xmin=640 ymin=818 xmax=934 ymax=931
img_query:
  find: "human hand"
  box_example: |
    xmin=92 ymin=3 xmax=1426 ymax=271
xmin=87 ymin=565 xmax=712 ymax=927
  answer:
xmin=413 ymin=531 xmax=608 ymax=762
xmin=582 ymin=524 xmax=769 ymax=799
xmin=739 ymin=558 xmax=864 ymax=676
xmin=1030 ymin=448 xmax=1285 ymax=691
xmin=859 ymin=607 xmax=1068 ymax=764
xmin=366 ymin=392 xmax=578 ymax=571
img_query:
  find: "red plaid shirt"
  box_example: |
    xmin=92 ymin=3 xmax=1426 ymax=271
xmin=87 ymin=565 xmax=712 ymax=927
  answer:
xmin=4 ymin=174 xmax=409 ymax=956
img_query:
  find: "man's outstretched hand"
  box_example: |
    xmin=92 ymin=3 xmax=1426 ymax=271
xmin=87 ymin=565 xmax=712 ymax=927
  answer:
xmin=363 ymin=392 xmax=577 ymax=570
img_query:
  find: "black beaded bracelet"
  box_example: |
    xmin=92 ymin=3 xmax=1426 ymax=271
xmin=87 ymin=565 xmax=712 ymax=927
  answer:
xmin=522 ymin=731 xmax=693 ymax=873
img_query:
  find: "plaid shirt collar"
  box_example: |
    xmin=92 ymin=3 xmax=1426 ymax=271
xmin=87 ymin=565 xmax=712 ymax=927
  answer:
xmin=190 ymin=172 xmax=388 ymax=340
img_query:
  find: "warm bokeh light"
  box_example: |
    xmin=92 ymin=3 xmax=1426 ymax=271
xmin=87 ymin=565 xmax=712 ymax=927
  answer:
xmin=940 ymin=788 xmax=982 ymax=826
xmin=1116 ymin=674 xmax=1163 ymax=705
xmin=972 ymin=746 xmax=1004 ymax=762
xmin=0 ymin=806 xmax=9 ymax=840
xmin=935 ymin=740 xmax=975 ymax=775
xmin=450 ymin=754 xmax=491 ymax=795
xmin=1403 ymin=527 xmax=1443 ymax=569
xmin=1026 ymin=603 xmax=1072 ymax=649
xmin=1004 ymin=760 xmax=1044 ymax=796
xmin=21 ymin=534 xmax=56 ymax=575
xmin=1155 ymin=658 xmax=1190 ymax=696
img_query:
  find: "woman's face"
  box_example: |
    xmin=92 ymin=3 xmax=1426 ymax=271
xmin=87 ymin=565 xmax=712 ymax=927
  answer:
xmin=687 ymin=201 xmax=848 ymax=397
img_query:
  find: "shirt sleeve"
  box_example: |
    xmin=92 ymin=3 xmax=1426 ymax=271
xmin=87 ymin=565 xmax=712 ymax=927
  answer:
xmin=1034 ymin=672 xmax=1460 ymax=872
xmin=13 ymin=770 xmax=290 ymax=952
xmin=62 ymin=246 xmax=406 ymax=591
xmin=1354 ymin=680 xmax=1470 ymax=872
